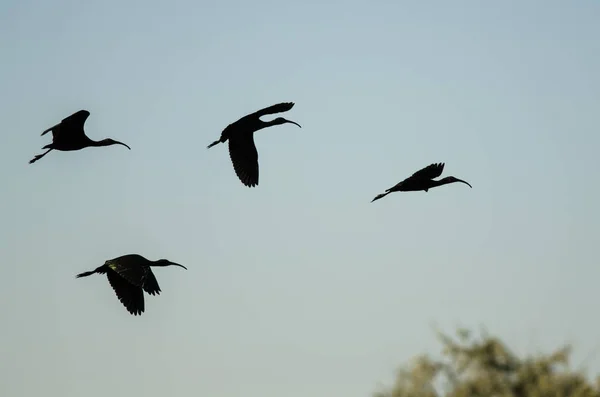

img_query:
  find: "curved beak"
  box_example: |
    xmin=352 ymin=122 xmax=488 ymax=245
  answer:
xmin=115 ymin=141 xmax=132 ymax=150
xmin=455 ymin=178 xmax=472 ymax=188
xmin=286 ymin=120 xmax=301 ymax=128
xmin=170 ymin=262 xmax=188 ymax=270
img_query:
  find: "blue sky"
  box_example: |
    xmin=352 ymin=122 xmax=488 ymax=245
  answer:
xmin=1 ymin=1 xmax=599 ymax=396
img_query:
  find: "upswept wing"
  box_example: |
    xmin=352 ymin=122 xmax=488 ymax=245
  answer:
xmin=41 ymin=110 xmax=90 ymax=140
xmin=62 ymin=109 xmax=90 ymax=126
xmin=408 ymin=163 xmax=445 ymax=181
xmin=228 ymin=134 xmax=259 ymax=187
xmin=106 ymin=270 xmax=145 ymax=315
xmin=251 ymin=102 xmax=295 ymax=118
xmin=384 ymin=163 xmax=445 ymax=192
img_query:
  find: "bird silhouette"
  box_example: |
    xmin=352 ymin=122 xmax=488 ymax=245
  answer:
xmin=76 ymin=254 xmax=187 ymax=316
xmin=29 ymin=110 xmax=131 ymax=164
xmin=207 ymin=102 xmax=301 ymax=187
xmin=371 ymin=162 xmax=472 ymax=202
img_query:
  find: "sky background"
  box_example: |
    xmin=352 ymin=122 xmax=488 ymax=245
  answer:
xmin=1 ymin=0 xmax=599 ymax=396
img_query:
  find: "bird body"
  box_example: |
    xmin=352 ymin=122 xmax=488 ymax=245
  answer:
xmin=207 ymin=102 xmax=301 ymax=187
xmin=76 ymin=254 xmax=187 ymax=316
xmin=29 ymin=110 xmax=131 ymax=164
xmin=371 ymin=163 xmax=472 ymax=202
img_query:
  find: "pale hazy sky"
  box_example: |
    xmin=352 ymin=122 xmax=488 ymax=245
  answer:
xmin=1 ymin=1 xmax=599 ymax=396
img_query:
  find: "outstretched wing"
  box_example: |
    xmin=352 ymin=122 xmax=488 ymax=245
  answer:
xmin=142 ymin=268 xmax=162 ymax=296
xmin=62 ymin=109 xmax=90 ymax=125
xmin=41 ymin=109 xmax=90 ymax=141
xmin=250 ymin=102 xmax=295 ymax=118
xmin=228 ymin=133 xmax=259 ymax=187
xmin=385 ymin=163 xmax=445 ymax=192
xmin=106 ymin=270 xmax=145 ymax=315
xmin=408 ymin=163 xmax=444 ymax=181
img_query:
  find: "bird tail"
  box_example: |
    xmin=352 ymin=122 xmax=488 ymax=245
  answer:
xmin=75 ymin=270 xmax=96 ymax=278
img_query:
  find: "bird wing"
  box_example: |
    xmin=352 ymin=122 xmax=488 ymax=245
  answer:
xmin=408 ymin=163 xmax=445 ymax=181
xmin=62 ymin=109 xmax=90 ymax=126
xmin=228 ymin=133 xmax=259 ymax=187
xmin=106 ymin=259 xmax=147 ymax=287
xmin=42 ymin=110 xmax=90 ymax=140
xmin=384 ymin=163 xmax=445 ymax=191
xmin=142 ymin=268 xmax=162 ymax=296
xmin=250 ymin=102 xmax=295 ymax=118
xmin=41 ymin=123 xmax=59 ymax=136
xmin=106 ymin=270 xmax=145 ymax=315
xmin=59 ymin=110 xmax=90 ymax=139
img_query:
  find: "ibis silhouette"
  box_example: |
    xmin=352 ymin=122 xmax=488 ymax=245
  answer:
xmin=207 ymin=102 xmax=301 ymax=187
xmin=371 ymin=162 xmax=472 ymax=202
xmin=76 ymin=254 xmax=187 ymax=316
xmin=29 ymin=110 xmax=131 ymax=164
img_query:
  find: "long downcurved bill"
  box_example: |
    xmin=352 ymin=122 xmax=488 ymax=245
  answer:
xmin=287 ymin=120 xmax=302 ymax=128
xmin=170 ymin=262 xmax=188 ymax=270
xmin=114 ymin=141 xmax=132 ymax=150
xmin=455 ymin=178 xmax=472 ymax=188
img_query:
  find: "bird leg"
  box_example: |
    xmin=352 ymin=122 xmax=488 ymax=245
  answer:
xmin=207 ymin=139 xmax=221 ymax=149
xmin=75 ymin=270 xmax=96 ymax=278
xmin=29 ymin=148 xmax=53 ymax=164
xmin=371 ymin=192 xmax=390 ymax=202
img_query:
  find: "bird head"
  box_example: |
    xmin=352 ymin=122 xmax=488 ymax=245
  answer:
xmin=443 ymin=176 xmax=472 ymax=188
xmin=155 ymin=259 xmax=188 ymax=270
xmin=98 ymin=138 xmax=132 ymax=150
xmin=272 ymin=117 xmax=301 ymax=128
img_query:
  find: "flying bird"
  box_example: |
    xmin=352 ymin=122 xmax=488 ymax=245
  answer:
xmin=76 ymin=254 xmax=187 ymax=316
xmin=29 ymin=110 xmax=131 ymax=164
xmin=371 ymin=162 xmax=472 ymax=202
xmin=207 ymin=102 xmax=301 ymax=187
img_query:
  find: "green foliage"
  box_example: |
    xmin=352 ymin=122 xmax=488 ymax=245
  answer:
xmin=375 ymin=328 xmax=600 ymax=397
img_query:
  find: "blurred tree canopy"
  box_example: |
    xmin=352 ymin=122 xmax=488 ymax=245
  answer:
xmin=374 ymin=328 xmax=600 ymax=397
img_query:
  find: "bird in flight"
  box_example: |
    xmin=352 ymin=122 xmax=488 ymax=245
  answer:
xmin=29 ymin=109 xmax=131 ymax=164
xmin=207 ymin=102 xmax=301 ymax=187
xmin=371 ymin=162 xmax=472 ymax=202
xmin=76 ymin=254 xmax=187 ymax=316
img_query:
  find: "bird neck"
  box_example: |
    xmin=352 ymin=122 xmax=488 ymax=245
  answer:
xmin=260 ymin=119 xmax=285 ymax=129
xmin=90 ymin=139 xmax=113 ymax=147
xmin=150 ymin=259 xmax=173 ymax=267
xmin=150 ymin=260 xmax=186 ymax=270
xmin=429 ymin=177 xmax=453 ymax=187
